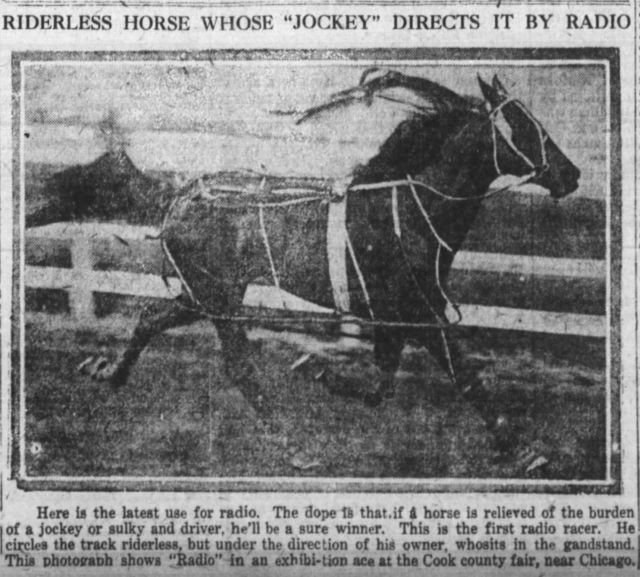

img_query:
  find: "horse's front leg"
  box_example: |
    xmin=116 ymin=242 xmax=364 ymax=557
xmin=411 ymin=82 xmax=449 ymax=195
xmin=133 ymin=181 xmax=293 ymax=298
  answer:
xmin=215 ymin=321 xmax=263 ymax=409
xmin=80 ymin=297 xmax=201 ymax=388
xmin=419 ymin=327 xmax=512 ymax=447
xmin=317 ymin=326 xmax=403 ymax=407
xmin=365 ymin=327 xmax=405 ymax=407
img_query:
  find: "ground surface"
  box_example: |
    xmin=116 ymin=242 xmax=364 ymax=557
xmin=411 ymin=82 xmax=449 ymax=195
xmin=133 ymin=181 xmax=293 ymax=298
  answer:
xmin=23 ymin=320 xmax=606 ymax=481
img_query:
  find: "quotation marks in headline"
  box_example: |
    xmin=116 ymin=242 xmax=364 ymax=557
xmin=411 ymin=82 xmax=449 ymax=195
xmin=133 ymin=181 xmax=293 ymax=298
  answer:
xmin=0 ymin=12 xmax=633 ymax=32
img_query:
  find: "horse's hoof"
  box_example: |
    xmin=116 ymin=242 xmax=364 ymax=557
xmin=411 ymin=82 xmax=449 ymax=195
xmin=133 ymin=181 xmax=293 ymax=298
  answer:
xmin=78 ymin=355 xmax=108 ymax=378
xmin=79 ymin=356 xmax=126 ymax=388
xmin=516 ymin=447 xmax=549 ymax=477
xmin=526 ymin=455 xmax=549 ymax=475
xmin=77 ymin=356 xmax=95 ymax=373
xmin=92 ymin=359 xmax=110 ymax=379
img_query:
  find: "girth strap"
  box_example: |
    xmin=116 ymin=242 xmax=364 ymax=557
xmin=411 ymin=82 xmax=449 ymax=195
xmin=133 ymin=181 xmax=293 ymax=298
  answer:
xmin=327 ymin=198 xmax=350 ymax=313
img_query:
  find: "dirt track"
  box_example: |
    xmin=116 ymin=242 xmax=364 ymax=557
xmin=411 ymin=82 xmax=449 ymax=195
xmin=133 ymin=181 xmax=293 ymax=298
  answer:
xmin=22 ymin=319 xmax=607 ymax=481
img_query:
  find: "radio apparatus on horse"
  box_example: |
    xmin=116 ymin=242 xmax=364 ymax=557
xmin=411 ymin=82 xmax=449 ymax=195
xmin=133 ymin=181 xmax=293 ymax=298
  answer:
xmin=161 ymin=143 xmax=541 ymax=335
xmin=160 ymin=71 xmax=556 ymax=335
xmin=160 ymin=84 xmax=548 ymax=329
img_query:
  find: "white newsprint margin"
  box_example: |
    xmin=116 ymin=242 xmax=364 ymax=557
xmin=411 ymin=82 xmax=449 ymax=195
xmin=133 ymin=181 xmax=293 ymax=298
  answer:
xmin=0 ymin=1 xmax=638 ymax=575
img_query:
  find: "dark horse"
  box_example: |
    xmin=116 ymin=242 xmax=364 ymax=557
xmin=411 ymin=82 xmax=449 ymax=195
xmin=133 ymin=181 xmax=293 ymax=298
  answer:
xmin=75 ymin=70 xmax=580 ymax=446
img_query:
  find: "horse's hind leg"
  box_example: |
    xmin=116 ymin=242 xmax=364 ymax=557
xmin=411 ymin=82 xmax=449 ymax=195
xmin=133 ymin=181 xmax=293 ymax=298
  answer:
xmin=81 ymin=297 xmax=201 ymax=388
xmin=366 ymin=327 xmax=404 ymax=407
xmin=324 ymin=327 xmax=403 ymax=407
xmin=214 ymin=322 xmax=263 ymax=407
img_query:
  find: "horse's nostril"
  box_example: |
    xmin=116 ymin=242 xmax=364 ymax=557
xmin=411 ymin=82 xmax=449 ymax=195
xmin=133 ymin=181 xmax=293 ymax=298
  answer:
xmin=568 ymin=165 xmax=581 ymax=184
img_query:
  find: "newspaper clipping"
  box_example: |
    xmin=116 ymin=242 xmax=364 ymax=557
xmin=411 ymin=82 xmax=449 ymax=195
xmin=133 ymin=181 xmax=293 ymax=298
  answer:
xmin=0 ymin=0 xmax=638 ymax=574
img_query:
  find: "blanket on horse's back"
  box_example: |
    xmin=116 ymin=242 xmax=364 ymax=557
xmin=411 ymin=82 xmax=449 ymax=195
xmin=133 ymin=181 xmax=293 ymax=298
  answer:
xmin=162 ymin=172 xmax=442 ymax=323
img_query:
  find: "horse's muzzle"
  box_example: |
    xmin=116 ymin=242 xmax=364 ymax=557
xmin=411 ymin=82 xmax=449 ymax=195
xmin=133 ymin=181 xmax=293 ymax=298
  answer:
xmin=550 ymin=164 xmax=581 ymax=199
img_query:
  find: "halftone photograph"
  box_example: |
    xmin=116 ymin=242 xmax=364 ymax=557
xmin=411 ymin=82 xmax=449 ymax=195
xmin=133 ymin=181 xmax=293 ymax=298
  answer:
xmin=15 ymin=50 xmax=618 ymax=490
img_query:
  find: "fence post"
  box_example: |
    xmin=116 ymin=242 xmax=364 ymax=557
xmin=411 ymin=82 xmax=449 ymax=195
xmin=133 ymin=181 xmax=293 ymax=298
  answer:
xmin=69 ymin=236 xmax=95 ymax=323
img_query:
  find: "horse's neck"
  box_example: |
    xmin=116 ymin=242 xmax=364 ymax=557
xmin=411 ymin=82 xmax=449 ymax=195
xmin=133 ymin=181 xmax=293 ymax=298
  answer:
xmin=432 ymin=114 xmax=498 ymax=197
xmin=403 ymin=116 xmax=498 ymax=254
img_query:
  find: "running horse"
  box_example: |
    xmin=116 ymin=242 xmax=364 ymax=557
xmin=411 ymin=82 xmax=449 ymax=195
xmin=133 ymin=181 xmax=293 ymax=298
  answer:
xmin=80 ymin=70 xmax=580 ymax=446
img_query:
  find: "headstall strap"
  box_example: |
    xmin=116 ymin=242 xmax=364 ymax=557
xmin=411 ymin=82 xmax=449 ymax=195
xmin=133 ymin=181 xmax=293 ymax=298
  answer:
xmin=489 ymin=97 xmax=548 ymax=179
xmin=258 ymin=204 xmax=281 ymax=289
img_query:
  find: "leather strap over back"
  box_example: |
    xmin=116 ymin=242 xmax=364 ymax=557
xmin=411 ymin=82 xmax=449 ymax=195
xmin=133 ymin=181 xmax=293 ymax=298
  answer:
xmin=327 ymin=197 xmax=351 ymax=313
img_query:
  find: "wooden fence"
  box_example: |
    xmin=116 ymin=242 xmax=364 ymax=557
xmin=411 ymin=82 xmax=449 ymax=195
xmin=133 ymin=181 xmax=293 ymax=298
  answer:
xmin=25 ymin=222 xmax=606 ymax=338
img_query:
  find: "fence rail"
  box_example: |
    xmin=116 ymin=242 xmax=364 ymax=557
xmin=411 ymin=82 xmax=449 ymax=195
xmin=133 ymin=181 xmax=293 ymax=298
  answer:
xmin=25 ymin=223 xmax=607 ymax=338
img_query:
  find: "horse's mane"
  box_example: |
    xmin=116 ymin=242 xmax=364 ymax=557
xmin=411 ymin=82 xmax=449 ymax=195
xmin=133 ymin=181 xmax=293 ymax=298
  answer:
xmin=367 ymin=71 xmax=479 ymax=116
xmin=295 ymin=70 xmax=485 ymax=186
xmin=346 ymin=74 xmax=484 ymax=184
xmin=297 ymin=69 xmax=482 ymax=126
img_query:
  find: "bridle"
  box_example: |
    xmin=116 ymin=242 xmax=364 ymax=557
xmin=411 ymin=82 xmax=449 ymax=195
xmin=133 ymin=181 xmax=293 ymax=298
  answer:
xmin=331 ymin=92 xmax=552 ymax=203
xmin=489 ymin=96 xmax=550 ymax=182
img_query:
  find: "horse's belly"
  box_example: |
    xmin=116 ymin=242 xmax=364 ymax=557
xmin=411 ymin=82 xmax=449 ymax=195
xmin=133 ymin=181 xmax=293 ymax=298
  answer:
xmin=163 ymin=197 xmax=335 ymax=312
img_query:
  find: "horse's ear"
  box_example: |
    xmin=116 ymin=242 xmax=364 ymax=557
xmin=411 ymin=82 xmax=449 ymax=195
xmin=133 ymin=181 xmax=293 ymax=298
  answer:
xmin=359 ymin=67 xmax=381 ymax=86
xmin=492 ymin=75 xmax=508 ymax=96
xmin=478 ymin=74 xmax=497 ymax=105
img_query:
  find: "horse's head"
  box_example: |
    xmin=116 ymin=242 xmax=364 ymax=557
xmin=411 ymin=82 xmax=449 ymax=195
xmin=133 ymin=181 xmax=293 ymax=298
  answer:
xmin=478 ymin=75 xmax=580 ymax=199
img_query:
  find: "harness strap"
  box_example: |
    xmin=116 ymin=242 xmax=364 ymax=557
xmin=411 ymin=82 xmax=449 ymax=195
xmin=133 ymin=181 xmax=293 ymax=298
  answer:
xmin=392 ymin=179 xmax=460 ymax=326
xmin=258 ymin=204 xmax=280 ymax=289
xmin=492 ymin=119 xmax=531 ymax=172
xmin=345 ymin=226 xmax=375 ymax=320
xmin=490 ymin=97 xmax=547 ymax=177
xmin=391 ymin=185 xmax=401 ymax=238
xmin=407 ymin=177 xmax=453 ymax=252
xmin=440 ymin=328 xmax=458 ymax=386
xmin=193 ymin=189 xmax=326 ymax=208
xmin=391 ymin=216 xmax=448 ymax=327
xmin=327 ymin=198 xmax=351 ymax=313
xmin=351 ymin=175 xmax=519 ymax=202
xmin=436 ymin=243 xmax=462 ymax=324
xmin=161 ymin=238 xmax=201 ymax=308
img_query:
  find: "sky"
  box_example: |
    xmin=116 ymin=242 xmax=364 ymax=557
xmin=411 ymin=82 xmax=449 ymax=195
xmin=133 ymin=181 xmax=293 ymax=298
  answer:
xmin=23 ymin=59 xmax=607 ymax=198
